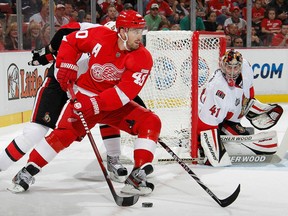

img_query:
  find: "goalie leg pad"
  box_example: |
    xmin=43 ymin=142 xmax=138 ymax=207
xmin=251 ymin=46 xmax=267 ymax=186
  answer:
xmin=222 ymin=131 xmax=278 ymax=155
xmin=200 ymin=129 xmax=232 ymax=167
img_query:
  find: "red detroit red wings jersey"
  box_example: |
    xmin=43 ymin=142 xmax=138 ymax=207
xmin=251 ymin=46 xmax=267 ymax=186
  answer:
xmin=56 ymin=26 xmax=153 ymax=111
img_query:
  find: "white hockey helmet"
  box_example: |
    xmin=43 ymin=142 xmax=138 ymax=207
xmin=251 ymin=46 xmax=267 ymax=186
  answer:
xmin=104 ymin=21 xmax=117 ymax=32
xmin=220 ymin=49 xmax=243 ymax=87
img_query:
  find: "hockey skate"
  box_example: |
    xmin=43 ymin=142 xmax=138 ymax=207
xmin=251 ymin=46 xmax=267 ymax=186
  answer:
xmin=121 ymin=163 xmax=154 ymax=196
xmin=7 ymin=163 xmax=40 ymax=193
xmin=107 ymin=155 xmax=128 ymax=183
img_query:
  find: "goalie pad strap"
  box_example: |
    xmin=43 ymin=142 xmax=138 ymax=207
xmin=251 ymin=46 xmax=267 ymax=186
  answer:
xmin=200 ymin=129 xmax=232 ymax=167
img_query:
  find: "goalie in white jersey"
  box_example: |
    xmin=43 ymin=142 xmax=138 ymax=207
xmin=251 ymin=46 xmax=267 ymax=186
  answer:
xmin=198 ymin=49 xmax=283 ymax=166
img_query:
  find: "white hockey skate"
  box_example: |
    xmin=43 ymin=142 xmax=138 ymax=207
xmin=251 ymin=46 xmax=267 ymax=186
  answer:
xmin=7 ymin=163 xmax=40 ymax=193
xmin=121 ymin=163 xmax=154 ymax=196
xmin=107 ymin=155 xmax=128 ymax=183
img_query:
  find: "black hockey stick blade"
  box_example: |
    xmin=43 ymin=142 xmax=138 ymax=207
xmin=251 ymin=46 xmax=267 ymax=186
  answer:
xmin=217 ymin=184 xmax=240 ymax=207
xmin=158 ymin=138 xmax=240 ymax=207
xmin=114 ymin=193 xmax=140 ymax=207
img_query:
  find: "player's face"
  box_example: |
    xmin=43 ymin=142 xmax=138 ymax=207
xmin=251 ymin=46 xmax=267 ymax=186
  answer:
xmin=223 ymin=63 xmax=241 ymax=86
xmin=126 ymin=28 xmax=144 ymax=50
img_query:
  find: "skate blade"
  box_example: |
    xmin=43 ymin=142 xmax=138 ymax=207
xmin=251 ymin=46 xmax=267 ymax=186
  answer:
xmin=7 ymin=183 xmax=26 ymax=193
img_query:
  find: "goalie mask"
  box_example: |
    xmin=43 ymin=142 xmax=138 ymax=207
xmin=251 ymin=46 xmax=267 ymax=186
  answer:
xmin=220 ymin=49 xmax=243 ymax=87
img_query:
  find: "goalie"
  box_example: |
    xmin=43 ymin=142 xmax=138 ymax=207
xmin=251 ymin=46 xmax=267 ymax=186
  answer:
xmin=198 ymin=49 xmax=283 ymax=167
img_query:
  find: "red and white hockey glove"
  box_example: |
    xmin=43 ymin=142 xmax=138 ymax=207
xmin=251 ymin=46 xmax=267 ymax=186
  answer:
xmin=73 ymin=93 xmax=100 ymax=118
xmin=57 ymin=62 xmax=78 ymax=91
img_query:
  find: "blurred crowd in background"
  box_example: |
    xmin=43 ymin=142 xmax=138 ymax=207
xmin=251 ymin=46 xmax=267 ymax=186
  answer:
xmin=0 ymin=0 xmax=288 ymax=52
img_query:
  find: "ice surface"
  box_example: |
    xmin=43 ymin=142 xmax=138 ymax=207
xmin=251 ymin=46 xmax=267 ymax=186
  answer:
xmin=0 ymin=104 xmax=288 ymax=216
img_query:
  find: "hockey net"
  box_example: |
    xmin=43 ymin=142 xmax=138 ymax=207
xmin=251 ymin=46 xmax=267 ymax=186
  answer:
xmin=111 ymin=31 xmax=226 ymax=164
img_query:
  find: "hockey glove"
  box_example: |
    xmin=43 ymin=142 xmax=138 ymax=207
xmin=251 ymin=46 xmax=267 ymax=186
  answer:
xmin=57 ymin=62 xmax=78 ymax=91
xmin=28 ymin=45 xmax=55 ymax=66
xmin=73 ymin=93 xmax=100 ymax=118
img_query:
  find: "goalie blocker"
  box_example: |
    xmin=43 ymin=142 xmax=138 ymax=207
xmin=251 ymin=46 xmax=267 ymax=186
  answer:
xmin=200 ymin=129 xmax=279 ymax=166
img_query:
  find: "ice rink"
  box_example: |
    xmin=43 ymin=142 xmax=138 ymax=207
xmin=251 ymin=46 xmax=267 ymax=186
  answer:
xmin=0 ymin=104 xmax=287 ymax=216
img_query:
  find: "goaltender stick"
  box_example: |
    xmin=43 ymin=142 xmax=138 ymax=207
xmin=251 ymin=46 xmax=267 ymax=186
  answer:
xmin=198 ymin=49 xmax=283 ymax=166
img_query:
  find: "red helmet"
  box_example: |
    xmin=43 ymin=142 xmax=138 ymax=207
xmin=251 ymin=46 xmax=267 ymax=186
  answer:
xmin=116 ymin=10 xmax=146 ymax=29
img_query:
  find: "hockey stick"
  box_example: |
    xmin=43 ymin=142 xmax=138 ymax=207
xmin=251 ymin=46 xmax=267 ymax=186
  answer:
xmin=68 ymin=86 xmax=139 ymax=207
xmin=158 ymin=138 xmax=240 ymax=207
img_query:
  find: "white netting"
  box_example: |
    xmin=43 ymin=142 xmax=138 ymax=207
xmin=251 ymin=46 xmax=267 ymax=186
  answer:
xmin=107 ymin=31 xmax=225 ymax=164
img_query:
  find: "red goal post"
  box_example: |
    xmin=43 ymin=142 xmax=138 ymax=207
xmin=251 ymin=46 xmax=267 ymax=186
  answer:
xmin=118 ymin=31 xmax=226 ymax=164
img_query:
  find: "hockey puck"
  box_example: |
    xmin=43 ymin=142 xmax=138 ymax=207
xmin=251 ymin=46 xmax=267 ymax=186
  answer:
xmin=142 ymin=202 xmax=153 ymax=208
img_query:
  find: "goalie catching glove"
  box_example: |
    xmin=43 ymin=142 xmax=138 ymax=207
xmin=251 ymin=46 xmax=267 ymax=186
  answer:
xmin=73 ymin=92 xmax=100 ymax=118
xmin=28 ymin=45 xmax=55 ymax=66
xmin=245 ymin=99 xmax=283 ymax=130
xmin=56 ymin=62 xmax=78 ymax=91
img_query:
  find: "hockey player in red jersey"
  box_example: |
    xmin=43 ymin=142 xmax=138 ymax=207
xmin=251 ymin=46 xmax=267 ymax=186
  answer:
xmin=0 ymin=21 xmax=133 ymax=183
xmin=198 ymin=49 xmax=283 ymax=166
xmin=8 ymin=10 xmax=161 ymax=196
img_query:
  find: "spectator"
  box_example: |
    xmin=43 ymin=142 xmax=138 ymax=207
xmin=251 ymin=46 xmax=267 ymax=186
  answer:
xmin=23 ymin=21 xmax=42 ymax=50
xmin=96 ymin=2 xmax=104 ymax=23
xmin=100 ymin=4 xmax=118 ymax=25
xmin=83 ymin=12 xmax=92 ymax=23
xmin=73 ymin=0 xmax=89 ymax=11
xmin=39 ymin=23 xmax=50 ymax=47
xmin=252 ymin=0 xmax=266 ymax=36
xmin=245 ymin=0 xmax=265 ymax=23
xmin=224 ymin=6 xmax=247 ymax=36
xmin=232 ymin=36 xmax=244 ymax=47
xmin=268 ymin=0 xmax=288 ymax=24
xmin=207 ymin=0 xmax=231 ymax=25
xmin=180 ymin=12 xmax=205 ymax=30
xmin=54 ymin=4 xmax=69 ymax=27
xmin=144 ymin=3 xmax=162 ymax=31
xmin=70 ymin=10 xmax=78 ymax=22
xmin=225 ymin=23 xmax=240 ymax=42
xmin=22 ymin=0 xmax=43 ymax=22
xmin=29 ymin=1 xmax=49 ymax=28
xmin=251 ymin=26 xmax=263 ymax=46
xmin=145 ymin=0 xmax=173 ymax=20
xmin=271 ymin=24 xmax=288 ymax=46
xmin=170 ymin=23 xmax=180 ymax=30
xmin=261 ymin=7 xmax=282 ymax=46
xmin=0 ymin=21 xmax=4 ymax=51
xmin=196 ymin=0 xmax=208 ymax=20
xmin=101 ymin=0 xmax=123 ymax=14
xmin=243 ymin=0 xmax=265 ymax=36
xmin=165 ymin=0 xmax=187 ymax=24
xmin=204 ymin=11 xmax=223 ymax=31
xmin=4 ymin=22 xmax=18 ymax=50
xmin=77 ymin=9 xmax=85 ymax=22
xmin=233 ymin=0 xmax=246 ymax=10
xmin=167 ymin=0 xmax=189 ymax=17
xmin=64 ymin=2 xmax=74 ymax=22
xmin=123 ymin=2 xmax=134 ymax=11
xmin=158 ymin=20 xmax=170 ymax=30
xmin=225 ymin=34 xmax=232 ymax=47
